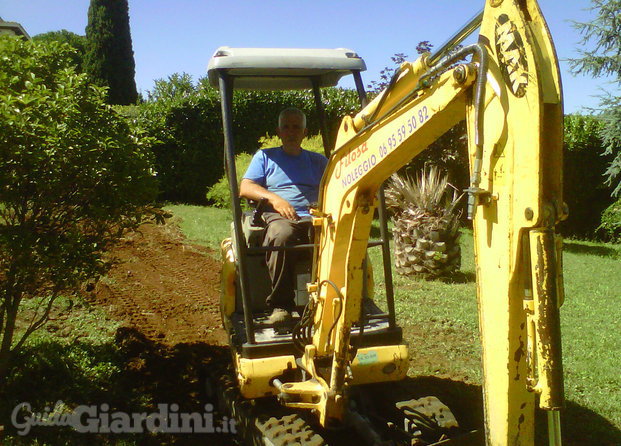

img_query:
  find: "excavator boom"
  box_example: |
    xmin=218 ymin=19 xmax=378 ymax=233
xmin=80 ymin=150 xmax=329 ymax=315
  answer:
xmin=210 ymin=0 xmax=566 ymax=444
xmin=281 ymin=0 xmax=566 ymax=444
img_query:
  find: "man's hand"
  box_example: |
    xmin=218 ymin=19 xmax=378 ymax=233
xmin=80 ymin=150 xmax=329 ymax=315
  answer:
xmin=270 ymin=195 xmax=299 ymax=221
xmin=240 ymin=178 xmax=299 ymax=221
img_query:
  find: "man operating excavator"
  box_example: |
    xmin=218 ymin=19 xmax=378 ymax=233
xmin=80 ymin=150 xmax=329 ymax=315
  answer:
xmin=239 ymin=107 xmax=328 ymax=324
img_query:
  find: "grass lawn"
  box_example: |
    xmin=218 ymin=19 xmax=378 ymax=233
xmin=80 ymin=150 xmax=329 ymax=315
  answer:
xmin=168 ymin=204 xmax=621 ymax=443
xmin=165 ymin=204 xmax=232 ymax=252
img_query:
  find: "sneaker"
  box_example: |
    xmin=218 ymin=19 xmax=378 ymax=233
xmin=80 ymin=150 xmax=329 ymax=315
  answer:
xmin=266 ymin=307 xmax=292 ymax=325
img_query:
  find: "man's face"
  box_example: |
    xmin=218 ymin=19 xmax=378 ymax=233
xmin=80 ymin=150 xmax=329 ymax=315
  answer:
xmin=277 ymin=113 xmax=307 ymax=149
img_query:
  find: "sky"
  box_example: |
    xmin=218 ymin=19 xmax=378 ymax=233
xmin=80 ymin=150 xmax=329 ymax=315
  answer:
xmin=3 ymin=0 xmax=616 ymax=113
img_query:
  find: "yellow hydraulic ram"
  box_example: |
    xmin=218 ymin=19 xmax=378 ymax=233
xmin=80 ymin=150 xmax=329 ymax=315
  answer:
xmin=526 ymin=228 xmax=565 ymax=446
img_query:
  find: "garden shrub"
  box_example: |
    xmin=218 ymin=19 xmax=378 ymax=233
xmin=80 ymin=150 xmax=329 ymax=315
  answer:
xmin=0 ymin=35 xmax=157 ymax=379
xmin=600 ymin=198 xmax=621 ymax=242
xmin=134 ymin=74 xmax=223 ymax=204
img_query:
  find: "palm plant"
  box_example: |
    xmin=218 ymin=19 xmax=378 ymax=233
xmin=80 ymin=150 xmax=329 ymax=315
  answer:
xmin=385 ymin=166 xmax=463 ymax=278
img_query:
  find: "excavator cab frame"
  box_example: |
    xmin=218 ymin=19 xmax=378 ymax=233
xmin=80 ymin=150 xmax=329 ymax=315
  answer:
xmin=209 ymin=47 xmax=407 ymax=390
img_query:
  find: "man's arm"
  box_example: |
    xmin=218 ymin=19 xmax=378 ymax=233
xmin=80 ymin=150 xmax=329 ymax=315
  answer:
xmin=239 ymin=178 xmax=299 ymax=221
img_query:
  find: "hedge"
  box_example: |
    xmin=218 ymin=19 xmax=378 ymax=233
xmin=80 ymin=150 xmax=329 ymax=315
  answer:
xmin=133 ymin=77 xmax=616 ymax=240
xmin=560 ymin=114 xmax=615 ymax=239
xmin=133 ymin=74 xmax=360 ymax=203
xmin=600 ymin=198 xmax=621 ymax=242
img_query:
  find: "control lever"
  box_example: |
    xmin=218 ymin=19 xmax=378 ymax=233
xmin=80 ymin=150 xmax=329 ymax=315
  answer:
xmin=251 ymin=198 xmax=268 ymax=227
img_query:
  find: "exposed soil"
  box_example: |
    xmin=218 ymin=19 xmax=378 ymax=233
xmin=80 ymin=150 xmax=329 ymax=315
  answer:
xmin=90 ymin=221 xmax=227 ymax=347
xmin=82 ymin=221 xmax=233 ymax=445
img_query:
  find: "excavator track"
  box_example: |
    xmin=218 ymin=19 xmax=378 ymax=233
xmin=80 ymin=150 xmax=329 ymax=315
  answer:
xmin=206 ymin=360 xmax=483 ymax=445
xmin=256 ymin=414 xmax=326 ymax=446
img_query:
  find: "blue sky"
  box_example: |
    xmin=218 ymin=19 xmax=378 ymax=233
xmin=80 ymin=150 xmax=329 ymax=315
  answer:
xmin=3 ymin=0 xmax=615 ymax=113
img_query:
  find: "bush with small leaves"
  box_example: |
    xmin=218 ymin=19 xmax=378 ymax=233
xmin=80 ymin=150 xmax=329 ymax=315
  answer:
xmin=0 ymin=36 xmax=157 ymax=380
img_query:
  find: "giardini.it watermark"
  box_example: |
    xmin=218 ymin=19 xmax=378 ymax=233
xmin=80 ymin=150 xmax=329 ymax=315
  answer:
xmin=11 ymin=401 xmax=236 ymax=436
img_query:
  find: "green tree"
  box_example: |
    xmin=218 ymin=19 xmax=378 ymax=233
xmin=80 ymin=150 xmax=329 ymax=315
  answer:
xmin=32 ymin=29 xmax=86 ymax=72
xmin=0 ymin=36 xmax=157 ymax=380
xmin=570 ymin=0 xmax=621 ymax=196
xmin=84 ymin=0 xmax=138 ymax=105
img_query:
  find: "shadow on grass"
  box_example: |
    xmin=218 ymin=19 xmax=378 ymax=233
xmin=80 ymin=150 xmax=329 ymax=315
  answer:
xmin=561 ymin=400 xmax=621 ymax=446
xmin=440 ymin=271 xmax=477 ymax=284
xmin=366 ymin=376 xmax=621 ymax=446
xmin=563 ymin=240 xmax=619 ymax=258
xmin=2 ymin=331 xmax=620 ymax=446
xmin=0 ymin=327 xmax=233 ymax=446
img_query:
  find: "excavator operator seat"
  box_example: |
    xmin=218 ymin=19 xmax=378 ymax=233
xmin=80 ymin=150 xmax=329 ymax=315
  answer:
xmin=232 ymin=211 xmax=311 ymax=313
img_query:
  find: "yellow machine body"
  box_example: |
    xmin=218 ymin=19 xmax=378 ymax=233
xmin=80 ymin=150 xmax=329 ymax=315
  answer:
xmin=229 ymin=344 xmax=409 ymax=400
xmin=221 ymin=240 xmax=409 ymax=400
xmin=216 ymin=0 xmax=565 ymax=444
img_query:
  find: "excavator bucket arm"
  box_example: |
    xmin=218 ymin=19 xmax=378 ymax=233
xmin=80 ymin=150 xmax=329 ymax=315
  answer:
xmin=472 ymin=1 xmax=564 ymax=445
xmin=266 ymin=0 xmax=565 ymax=444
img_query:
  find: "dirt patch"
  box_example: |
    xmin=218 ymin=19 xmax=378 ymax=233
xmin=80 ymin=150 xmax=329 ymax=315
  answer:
xmin=79 ymin=221 xmax=234 ymax=444
xmin=88 ymin=221 xmax=227 ymax=347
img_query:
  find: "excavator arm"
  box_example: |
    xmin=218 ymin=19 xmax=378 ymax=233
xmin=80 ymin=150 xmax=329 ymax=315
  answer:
xmin=278 ymin=0 xmax=565 ymax=444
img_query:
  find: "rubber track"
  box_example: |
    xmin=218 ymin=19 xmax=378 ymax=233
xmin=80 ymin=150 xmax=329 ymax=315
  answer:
xmin=256 ymin=414 xmax=325 ymax=446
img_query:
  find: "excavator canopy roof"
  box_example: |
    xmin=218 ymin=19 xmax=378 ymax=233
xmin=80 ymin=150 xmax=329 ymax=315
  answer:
xmin=207 ymin=47 xmax=366 ymax=90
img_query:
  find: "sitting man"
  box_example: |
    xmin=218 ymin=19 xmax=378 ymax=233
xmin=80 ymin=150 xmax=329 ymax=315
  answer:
xmin=240 ymin=107 xmax=328 ymax=324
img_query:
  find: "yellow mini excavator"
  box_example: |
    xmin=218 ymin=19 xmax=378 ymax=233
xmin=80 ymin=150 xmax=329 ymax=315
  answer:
xmin=208 ymin=0 xmax=565 ymax=444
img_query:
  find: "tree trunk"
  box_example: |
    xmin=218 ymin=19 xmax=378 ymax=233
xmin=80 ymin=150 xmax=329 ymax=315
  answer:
xmin=0 ymin=295 xmax=20 ymax=382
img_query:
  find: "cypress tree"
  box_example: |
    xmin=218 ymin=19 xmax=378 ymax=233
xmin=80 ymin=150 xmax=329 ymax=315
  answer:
xmin=84 ymin=0 xmax=138 ymax=105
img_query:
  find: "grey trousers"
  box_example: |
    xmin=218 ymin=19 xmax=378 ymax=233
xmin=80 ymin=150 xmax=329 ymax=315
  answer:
xmin=262 ymin=212 xmax=312 ymax=311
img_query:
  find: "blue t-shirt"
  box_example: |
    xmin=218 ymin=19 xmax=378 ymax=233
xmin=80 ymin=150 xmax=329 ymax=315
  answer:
xmin=243 ymin=146 xmax=328 ymax=217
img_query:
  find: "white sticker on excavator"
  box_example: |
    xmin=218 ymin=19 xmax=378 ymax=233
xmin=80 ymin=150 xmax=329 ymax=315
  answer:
xmin=356 ymin=350 xmax=379 ymax=365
